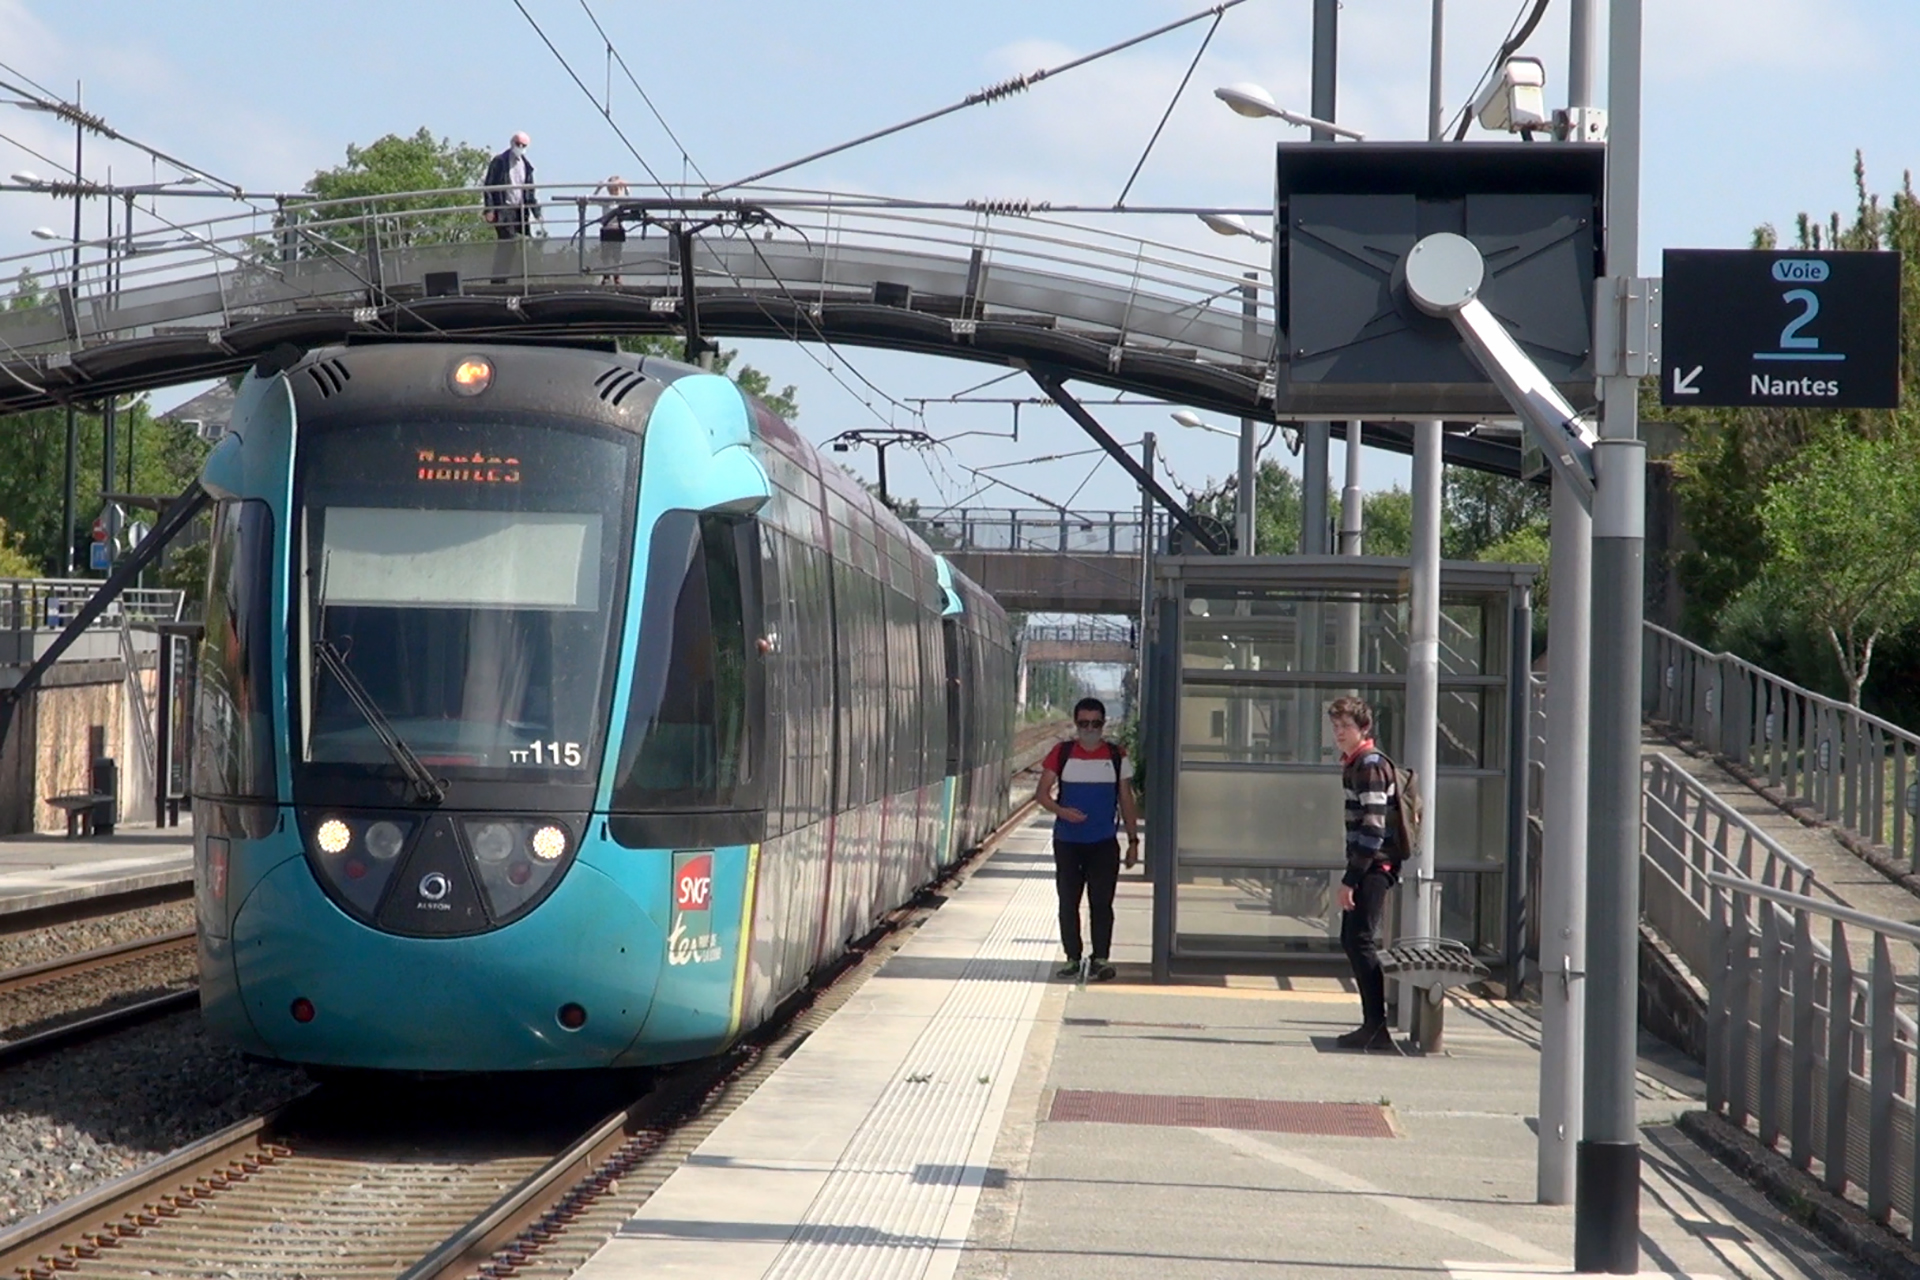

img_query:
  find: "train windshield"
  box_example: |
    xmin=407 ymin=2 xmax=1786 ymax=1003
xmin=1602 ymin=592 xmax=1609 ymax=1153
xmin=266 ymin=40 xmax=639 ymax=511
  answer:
xmin=295 ymin=418 xmax=638 ymax=783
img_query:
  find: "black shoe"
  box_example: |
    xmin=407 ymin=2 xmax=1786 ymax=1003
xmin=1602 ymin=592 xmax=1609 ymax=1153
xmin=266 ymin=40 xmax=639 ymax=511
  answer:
xmin=1362 ymin=1025 xmax=1400 ymax=1053
xmin=1089 ymin=959 xmax=1117 ymax=982
xmin=1056 ymin=960 xmax=1083 ymax=979
xmin=1336 ymin=1022 xmax=1384 ymax=1049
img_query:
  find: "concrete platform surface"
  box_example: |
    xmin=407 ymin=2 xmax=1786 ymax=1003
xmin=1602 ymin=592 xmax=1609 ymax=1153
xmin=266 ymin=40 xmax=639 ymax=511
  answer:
xmin=571 ymin=814 xmax=1876 ymax=1280
xmin=0 ymin=819 xmax=192 ymax=916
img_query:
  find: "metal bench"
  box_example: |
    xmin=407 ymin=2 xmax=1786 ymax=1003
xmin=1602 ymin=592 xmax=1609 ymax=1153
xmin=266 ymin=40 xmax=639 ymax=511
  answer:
xmin=45 ymin=794 xmax=112 ymax=838
xmin=1380 ymin=937 xmax=1489 ymax=1053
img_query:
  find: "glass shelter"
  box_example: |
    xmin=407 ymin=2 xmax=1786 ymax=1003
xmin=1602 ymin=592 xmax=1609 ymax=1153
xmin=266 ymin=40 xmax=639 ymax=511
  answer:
xmin=1142 ymin=556 xmax=1536 ymax=974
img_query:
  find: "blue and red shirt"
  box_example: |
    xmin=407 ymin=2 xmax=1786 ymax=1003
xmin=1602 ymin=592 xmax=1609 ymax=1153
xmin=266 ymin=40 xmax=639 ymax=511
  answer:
xmin=1044 ymin=739 xmax=1133 ymax=844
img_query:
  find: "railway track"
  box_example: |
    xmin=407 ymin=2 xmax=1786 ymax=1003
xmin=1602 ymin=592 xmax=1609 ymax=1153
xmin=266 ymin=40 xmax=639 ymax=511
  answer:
xmin=0 ymin=798 xmax=1043 ymax=1280
xmin=0 ymin=902 xmax=200 ymax=1067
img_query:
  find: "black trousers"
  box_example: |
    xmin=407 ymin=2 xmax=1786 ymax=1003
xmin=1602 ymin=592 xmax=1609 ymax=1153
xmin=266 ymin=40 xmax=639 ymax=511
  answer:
xmin=1054 ymin=837 xmax=1120 ymax=961
xmin=1340 ymin=870 xmax=1392 ymax=1027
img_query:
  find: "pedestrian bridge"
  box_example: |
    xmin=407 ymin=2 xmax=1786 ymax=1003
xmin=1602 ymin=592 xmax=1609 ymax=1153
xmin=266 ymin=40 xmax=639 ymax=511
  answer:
xmin=906 ymin=507 xmax=1152 ymax=613
xmin=0 ymin=183 xmax=1526 ymax=478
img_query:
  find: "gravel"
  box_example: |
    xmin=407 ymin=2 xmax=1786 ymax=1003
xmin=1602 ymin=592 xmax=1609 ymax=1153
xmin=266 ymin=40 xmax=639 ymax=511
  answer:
xmin=0 ymin=900 xmax=195 ymax=973
xmin=0 ymin=1010 xmax=308 ymax=1226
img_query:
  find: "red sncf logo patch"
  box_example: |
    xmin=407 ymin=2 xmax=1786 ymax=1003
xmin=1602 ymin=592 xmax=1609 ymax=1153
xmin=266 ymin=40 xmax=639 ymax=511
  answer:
xmin=675 ymin=854 xmax=713 ymax=910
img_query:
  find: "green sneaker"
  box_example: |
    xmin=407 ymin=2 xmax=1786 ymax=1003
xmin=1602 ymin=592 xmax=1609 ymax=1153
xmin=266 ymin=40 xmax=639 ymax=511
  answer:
xmin=1055 ymin=960 xmax=1083 ymax=979
xmin=1089 ymin=960 xmax=1118 ymax=982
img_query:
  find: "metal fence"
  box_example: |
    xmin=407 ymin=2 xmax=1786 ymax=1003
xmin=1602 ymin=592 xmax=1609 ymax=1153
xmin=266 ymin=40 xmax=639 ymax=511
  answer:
xmin=1021 ymin=619 xmax=1137 ymax=645
xmin=0 ymin=579 xmax=186 ymax=632
xmin=1645 ymin=622 xmax=1920 ymax=874
xmin=1707 ymin=873 xmax=1920 ymax=1239
xmin=1642 ymin=753 xmax=1817 ymax=986
xmin=906 ymin=508 xmax=1155 ymax=556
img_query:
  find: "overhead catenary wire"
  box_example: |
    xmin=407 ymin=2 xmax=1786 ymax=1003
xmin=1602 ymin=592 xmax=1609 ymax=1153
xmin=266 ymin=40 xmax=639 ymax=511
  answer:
xmin=705 ymin=0 xmax=1252 ymax=196
xmin=0 ymin=72 xmax=244 ymax=195
xmin=510 ymin=1 xmax=916 ymax=430
xmin=1113 ymin=8 xmax=1224 ymax=209
xmin=509 ymin=0 xmax=667 ymax=188
xmin=576 ymin=0 xmax=712 ymax=186
xmin=1446 ymin=0 xmax=1554 ymax=141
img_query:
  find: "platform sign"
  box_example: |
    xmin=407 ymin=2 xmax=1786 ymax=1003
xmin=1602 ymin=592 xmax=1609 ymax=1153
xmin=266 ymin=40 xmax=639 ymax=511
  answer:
xmin=1661 ymin=249 xmax=1900 ymax=408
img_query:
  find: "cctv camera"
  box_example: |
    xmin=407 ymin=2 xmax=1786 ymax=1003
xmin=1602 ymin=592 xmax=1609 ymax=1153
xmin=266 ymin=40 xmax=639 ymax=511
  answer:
xmin=1472 ymin=56 xmax=1549 ymax=134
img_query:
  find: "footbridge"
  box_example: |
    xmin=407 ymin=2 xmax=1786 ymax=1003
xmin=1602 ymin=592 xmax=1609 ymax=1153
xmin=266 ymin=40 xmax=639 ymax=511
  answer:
xmin=906 ymin=507 xmax=1152 ymax=613
xmin=1021 ymin=619 xmax=1137 ymax=665
xmin=0 ymin=183 xmax=1526 ymax=478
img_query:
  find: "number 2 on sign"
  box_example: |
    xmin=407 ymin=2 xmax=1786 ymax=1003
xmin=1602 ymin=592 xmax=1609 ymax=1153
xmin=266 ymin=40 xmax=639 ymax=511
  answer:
xmin=1780 ymin=288 xmax=1821 ymax=350
xmin=527 ymin=741 xmax=583 ymax=766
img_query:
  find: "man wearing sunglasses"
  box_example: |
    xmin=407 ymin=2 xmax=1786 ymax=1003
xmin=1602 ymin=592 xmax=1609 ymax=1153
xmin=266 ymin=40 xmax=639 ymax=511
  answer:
xmin=1037 ymin=697 xmax=1140 ymax=981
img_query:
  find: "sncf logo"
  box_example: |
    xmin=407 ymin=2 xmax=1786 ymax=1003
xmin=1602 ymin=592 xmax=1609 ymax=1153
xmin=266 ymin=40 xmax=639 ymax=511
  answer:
xmin=675 ymin=854 xmax=713 ymax=910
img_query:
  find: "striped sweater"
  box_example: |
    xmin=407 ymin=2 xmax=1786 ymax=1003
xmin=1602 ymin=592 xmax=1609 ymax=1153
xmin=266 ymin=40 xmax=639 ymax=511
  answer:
xmin=1340 ymin=742 xmax=1399 ymax=887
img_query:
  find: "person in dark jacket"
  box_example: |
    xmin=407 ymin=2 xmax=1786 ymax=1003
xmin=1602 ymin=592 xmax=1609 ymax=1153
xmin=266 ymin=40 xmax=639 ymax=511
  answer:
xmin=1329 ymin=695 xmax=1400 ymax=1051
xmin=483 ymin=132 xmax=540 ymax=238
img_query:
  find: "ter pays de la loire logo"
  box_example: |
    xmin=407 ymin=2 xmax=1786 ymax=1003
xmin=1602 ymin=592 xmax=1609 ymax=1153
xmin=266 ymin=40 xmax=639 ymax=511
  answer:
xmin=668 ymin=851 xmax=722 ymax=966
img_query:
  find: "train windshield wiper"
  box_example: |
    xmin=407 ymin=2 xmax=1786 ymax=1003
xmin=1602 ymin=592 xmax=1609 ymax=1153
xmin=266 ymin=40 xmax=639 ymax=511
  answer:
xmin=312 ymin=639 xmax=447 ymax=804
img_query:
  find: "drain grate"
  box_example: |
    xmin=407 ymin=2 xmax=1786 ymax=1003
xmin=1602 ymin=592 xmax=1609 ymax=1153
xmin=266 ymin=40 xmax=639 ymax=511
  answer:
xmin=1048 ymin=1089 xmax=1395 ymax=1138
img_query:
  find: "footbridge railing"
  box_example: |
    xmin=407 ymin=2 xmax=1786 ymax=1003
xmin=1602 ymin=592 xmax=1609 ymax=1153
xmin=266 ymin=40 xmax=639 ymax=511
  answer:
xmin=1645 ymin=622 xmax=1920 ymax=874
xmin=0 ymin=184 xmax=1278 ymax=417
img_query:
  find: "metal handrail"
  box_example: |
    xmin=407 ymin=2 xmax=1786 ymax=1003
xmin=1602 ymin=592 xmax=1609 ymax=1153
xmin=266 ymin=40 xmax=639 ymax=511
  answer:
xmin=0 ymin=580 xmax=185 ymax=632
xmin=1644 ymin=621 xmax=1920 ymax=872
xmin=0 ymin=183 xmax=1276 ymax=376
xmin=1703 ymin=870 xmax=1920 ymax=1237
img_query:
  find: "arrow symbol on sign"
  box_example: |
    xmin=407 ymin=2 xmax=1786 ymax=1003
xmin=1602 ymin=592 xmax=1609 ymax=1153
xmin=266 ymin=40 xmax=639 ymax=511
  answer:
xmin=1673 ymin=365 xmax=1702 ymax=396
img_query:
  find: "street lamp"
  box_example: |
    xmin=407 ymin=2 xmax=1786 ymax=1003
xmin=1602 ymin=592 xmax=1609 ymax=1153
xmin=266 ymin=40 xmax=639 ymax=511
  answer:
xmin=1213 ymin=83 xmax=1366 ymax=140
xmin=1197 ymin=212 xmax=1271 ymax=244
xmin=29 ymin=227 xmax=58 ymax=241
xmin=1170 ymin=409 xmax=1236 ymax=439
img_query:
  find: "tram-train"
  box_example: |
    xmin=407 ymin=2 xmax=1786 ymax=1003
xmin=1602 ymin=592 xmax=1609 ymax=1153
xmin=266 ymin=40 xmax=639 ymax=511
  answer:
xmin=190 ymin=337 xmax=1017 ymax=1072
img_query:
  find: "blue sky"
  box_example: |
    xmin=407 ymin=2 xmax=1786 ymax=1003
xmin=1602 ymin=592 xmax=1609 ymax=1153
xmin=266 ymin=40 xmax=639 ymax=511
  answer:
xmin=2 ymin=0 xmax=1913 ymax=514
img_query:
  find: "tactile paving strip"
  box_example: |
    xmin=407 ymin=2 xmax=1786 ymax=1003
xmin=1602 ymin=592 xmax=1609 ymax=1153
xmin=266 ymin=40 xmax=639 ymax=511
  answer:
xmin=1047 ymin=1089 xmax=1396 ymax=1138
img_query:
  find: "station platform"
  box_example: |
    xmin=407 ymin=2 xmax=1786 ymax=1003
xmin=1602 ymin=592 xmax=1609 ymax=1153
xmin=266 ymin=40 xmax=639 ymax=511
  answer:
xmin=573 ymin=812 xmax=1872 ymax=1280
xmin=0 ymin=820 xmax=192 ymax=920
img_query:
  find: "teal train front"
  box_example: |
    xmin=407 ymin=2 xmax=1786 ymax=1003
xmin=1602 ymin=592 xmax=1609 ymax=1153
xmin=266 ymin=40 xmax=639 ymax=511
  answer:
xmin=191 ymin=339 xmax=1016 ymax=1072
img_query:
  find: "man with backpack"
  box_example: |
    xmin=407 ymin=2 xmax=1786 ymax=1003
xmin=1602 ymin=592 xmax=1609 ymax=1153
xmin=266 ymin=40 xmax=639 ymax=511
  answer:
xmin=1036 ymin=697 xmax=1139 ymax=982
xmin=1328 ymin=695 xmax=1407 ymax=1051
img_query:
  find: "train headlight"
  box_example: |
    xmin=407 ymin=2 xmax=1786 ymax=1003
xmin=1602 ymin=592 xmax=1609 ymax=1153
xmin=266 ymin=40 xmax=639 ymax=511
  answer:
xmin=530 ymin=825 xmax=567 ymax=862
xmin=449 ymin=356 xmax=493 ymax=396
xmin=470 ymin=822 xmax=515 ymax=864
xmin=315 ymin=818 xmax=352 ymax=855
xmin=364 ymin=821 xmax=406 ymax=861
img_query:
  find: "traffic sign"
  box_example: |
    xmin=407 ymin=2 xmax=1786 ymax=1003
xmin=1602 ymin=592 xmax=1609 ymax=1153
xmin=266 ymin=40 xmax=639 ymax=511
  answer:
xmin=1661 ymin=249 xmax=1900 ymax=408
xmin=88 ymin=541 xmax=111 ymax=572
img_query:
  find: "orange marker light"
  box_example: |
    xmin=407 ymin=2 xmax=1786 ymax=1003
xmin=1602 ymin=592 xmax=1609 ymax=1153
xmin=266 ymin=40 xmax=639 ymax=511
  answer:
xmin=450 ymin=357 xmax=493 ymax=395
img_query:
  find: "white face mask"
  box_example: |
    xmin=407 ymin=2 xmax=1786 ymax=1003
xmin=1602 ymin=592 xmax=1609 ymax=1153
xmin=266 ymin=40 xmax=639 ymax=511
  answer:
xmin=511 ymin=144 xmax=527 ymax=157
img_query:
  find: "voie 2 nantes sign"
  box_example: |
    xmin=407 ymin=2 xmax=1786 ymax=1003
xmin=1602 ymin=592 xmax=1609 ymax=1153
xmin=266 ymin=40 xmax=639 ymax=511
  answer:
xmin=1661 ymin=249 xmax=1900 ymax=408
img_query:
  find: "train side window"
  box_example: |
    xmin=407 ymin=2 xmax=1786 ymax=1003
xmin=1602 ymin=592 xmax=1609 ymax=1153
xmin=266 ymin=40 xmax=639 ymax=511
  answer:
xmin=612 ymin=511 xmax=764 ymax=812
xmin=193 ymin=499 xmax=278 ymax=800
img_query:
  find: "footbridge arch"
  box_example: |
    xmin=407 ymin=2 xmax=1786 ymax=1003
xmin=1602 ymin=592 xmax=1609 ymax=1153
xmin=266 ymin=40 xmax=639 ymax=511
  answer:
xmin=0 ymin=185 xmax=1526 ymax=477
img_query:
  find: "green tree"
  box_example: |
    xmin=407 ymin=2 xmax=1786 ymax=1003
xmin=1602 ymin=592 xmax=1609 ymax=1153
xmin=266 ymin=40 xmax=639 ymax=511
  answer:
xmin=1755 ymin=424 xmax=1920 ymax=705
xmin=1443 ymin=467 xmax=1549 ymax=561
xmin=297 ymin=128 xmax=492 ymax=249
xmin=1189 ymin=457 xmax=1302 ymax=553
xmin=1333 ymin=485 xmax=1413 ymax=558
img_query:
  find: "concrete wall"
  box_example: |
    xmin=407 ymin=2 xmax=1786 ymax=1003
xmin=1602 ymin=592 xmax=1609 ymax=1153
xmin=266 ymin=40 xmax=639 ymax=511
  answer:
xmin=0 ymin=652 xmax=159 ymax=834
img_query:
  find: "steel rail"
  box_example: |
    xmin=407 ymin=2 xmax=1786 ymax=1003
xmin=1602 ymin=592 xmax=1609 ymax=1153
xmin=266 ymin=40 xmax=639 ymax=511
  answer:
xmin=0 ymin=928 xmax=195 ymax=997
xmin=0 ymin=989 xmax=198 ymax=1071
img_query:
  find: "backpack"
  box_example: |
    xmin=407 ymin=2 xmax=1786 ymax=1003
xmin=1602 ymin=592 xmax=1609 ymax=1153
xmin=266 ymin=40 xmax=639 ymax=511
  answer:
xmin=1366 ymin=750 xmax=1424 ymax=864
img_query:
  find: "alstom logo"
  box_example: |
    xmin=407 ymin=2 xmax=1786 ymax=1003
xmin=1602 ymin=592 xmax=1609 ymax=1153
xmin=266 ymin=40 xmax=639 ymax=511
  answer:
xmin=675 ymin=854 xmax=713 ymax=910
